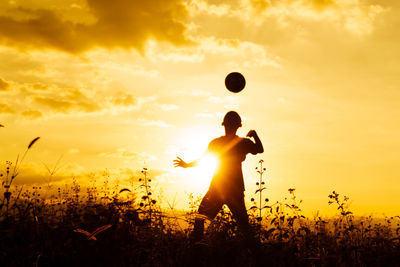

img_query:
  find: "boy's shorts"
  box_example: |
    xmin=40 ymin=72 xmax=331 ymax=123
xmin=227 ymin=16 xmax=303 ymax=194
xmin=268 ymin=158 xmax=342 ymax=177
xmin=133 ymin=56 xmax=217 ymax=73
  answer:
xmin=198 ymin=188 xmax=249 ymax=223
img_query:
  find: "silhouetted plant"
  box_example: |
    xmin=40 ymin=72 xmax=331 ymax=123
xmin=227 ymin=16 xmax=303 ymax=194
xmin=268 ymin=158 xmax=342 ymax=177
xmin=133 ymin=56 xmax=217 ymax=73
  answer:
xmin=1 ymin=137 xmax=40 ymax=217
xmin=207 ymin=205 xmax=237 ymax=240
xmin=2 ymin=145 xmax=400 ymax=266
xmin=249 ymin=159 xmax=268 ymax=222
xmin=41 ymin=154 xmax=64 ymax=190
xmin=328 ymin=190 xmax=356 ymax=238
xmin=185 ymin=193 xmax=202 ymax=235
xmin=138 ymin=167 xmax=159 ymax=225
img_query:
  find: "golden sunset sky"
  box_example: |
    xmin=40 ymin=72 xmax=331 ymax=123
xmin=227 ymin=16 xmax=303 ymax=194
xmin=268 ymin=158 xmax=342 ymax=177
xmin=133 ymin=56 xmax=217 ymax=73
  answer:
xmin=0 ymin=0 xmax=399 ymax=215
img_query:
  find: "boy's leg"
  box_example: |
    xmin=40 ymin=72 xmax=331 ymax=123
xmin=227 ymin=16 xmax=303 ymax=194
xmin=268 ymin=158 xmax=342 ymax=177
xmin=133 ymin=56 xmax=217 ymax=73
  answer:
xmin=191 ymin=189 xmax=222 ymax=241
xmin=226 ymin=192 xmax=253 ymax=238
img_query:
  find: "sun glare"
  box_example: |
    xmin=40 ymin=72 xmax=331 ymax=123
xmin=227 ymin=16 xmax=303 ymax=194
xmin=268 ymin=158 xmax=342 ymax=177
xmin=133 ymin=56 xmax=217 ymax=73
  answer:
xmin=172 ymin=125 xmax=220 ymax=192
xmin=192 ymin=153 xmax=218 ymax=189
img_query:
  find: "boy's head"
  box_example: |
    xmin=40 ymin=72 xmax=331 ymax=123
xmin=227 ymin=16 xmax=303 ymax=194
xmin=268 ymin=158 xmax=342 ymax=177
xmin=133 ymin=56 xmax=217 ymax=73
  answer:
xmin=222 ymin=111 xmax=242 ymax=131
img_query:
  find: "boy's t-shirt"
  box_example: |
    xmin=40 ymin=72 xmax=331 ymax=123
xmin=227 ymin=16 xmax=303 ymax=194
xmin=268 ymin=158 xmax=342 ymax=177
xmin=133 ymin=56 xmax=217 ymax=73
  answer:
xmin=207 ymin=135 xmax=259 ymax=194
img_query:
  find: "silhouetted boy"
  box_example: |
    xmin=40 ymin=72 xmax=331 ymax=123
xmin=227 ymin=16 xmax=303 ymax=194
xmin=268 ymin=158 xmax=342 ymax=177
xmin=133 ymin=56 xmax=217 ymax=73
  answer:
xmin=174 ymin=111 xmax=264 ymax=241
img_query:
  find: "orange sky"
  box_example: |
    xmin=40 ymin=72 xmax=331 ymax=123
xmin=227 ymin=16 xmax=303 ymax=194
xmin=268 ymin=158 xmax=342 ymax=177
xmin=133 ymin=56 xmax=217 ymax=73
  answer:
xmin=0 ymin=0 xmax=399 ymax=216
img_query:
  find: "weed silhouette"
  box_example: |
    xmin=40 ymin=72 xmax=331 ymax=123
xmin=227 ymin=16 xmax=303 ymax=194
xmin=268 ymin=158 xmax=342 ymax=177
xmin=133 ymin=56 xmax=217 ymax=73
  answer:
xmin=1 ymin=139 xmax=400 ymax=265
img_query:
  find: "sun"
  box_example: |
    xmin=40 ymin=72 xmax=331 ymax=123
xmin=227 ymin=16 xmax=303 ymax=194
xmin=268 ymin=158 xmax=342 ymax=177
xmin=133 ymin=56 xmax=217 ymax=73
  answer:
xmin=172 ymin=125 xmax=220 ymax=192
xmin=191 ymin=152 xmax=219 ymax=189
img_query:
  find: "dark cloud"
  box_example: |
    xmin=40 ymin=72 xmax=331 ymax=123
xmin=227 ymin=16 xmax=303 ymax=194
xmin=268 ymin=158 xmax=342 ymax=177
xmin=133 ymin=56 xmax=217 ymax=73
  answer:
xmin=21 ymin=110 xmax=43 ymax=119
xmin=0 ymin=77 xmax=145 ymax=117
xmin=0 ymin=0 xmax=190 ymax=53
xmin=205 ymin=0 xmax=236 ymax=4
xmin=34 ymin=95 xmax=101 ymax=113
xmin=0 ymin=103 xmax=15 ymax=114
xmin=310 ymin=0 xmax=335 ymax=8
xmin=112 ymin=92 xmax=137 ymax=107
xmin=247 ymin=0 xmax=336 ymax=13
xmin=32 ymin=83 xmax=50 ymax=91
xmin=0 ymin=77 xmax=10 ymax=90
xmin=33 ymin=87 xmax=101 ymax=114
xmin=13 ymin=169 xmax=69 ymax=186
xmin=34 ymin=97 xmax=74 ymax=112
xmin=247 ymin=0 xmax=271 ymax=12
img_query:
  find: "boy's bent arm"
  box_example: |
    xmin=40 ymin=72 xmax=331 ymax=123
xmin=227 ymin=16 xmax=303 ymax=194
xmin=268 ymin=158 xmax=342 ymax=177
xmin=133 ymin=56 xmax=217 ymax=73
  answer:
xmin=247 ymin=130 xmax=264 ymax=154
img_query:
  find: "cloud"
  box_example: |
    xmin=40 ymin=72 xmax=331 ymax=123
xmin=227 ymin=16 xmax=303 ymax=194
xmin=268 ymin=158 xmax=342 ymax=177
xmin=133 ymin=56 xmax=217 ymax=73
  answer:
xmin=190 ymin=0 xmax=385 ymax=36
xmin=0 ymin=78 xmax=108 ymax=118
xmin=11 ymin=163 xmax=82 ymax=186
xmin=21 ymin=110 xmax=43 ymax=119
xmin=0 ymin=0 xmax=190 ymax=53
xmin=245 ymin=0 xmax=336 ymax=13
xmin=97 ymin=61 xmax=159 ymax=77
xmin=0 ymin=77 xmax=161 ymax=118
xmin=201 ymin=37 xmax=280 ymax=67
xmin=99 ymin=149 xmax=157 ymax=161
xmin=31 ymin=83 xmax=50 ymax=91
xmin=27 ymin=83 xmax=140 ymax=115
xmin=25 ymin=87 xmax=101 ymax=115
xmin=34 ymin=94 xmax=101 ymax=114
xmin=240 ymin=0 xmax=385 ymax=35
xmin=0 ymin=103 xmax=15 ymax=114
xmin=0 ymin=76 xmax=10 ymax=90
xmin=111 ymin=92 xmax=137 ymax=107
xmin=147 ymin=36 xmax=280 ymax=67
xmin=158 ymin=104 xmax=179 ymax=111
xmin=187 ymin=0 xmax=232 ymax=16
xmin=13 ymin=172 xmax=68 ymax=186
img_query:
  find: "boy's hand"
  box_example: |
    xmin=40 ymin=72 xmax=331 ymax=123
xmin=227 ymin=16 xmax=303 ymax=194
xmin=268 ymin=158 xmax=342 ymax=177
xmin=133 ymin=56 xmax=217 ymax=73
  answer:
xmin=173 ymin=157 xmax=188 ymax=168
xmin=247 ymin=130 xmax=264 ymax=153
xmin=246 ymin=130 xmax=258 ymax=138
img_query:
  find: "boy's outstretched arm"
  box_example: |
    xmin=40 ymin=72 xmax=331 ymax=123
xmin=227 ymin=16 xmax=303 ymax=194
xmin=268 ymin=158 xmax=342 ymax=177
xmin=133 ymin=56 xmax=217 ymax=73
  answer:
xmin=246 ymin=130 xmax=264 ymax=154
xmin=173 ymin=157 xmax=198 ymax=168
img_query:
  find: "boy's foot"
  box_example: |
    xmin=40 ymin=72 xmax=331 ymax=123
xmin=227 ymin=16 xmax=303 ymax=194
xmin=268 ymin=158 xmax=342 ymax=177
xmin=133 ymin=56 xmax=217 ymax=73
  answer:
xmin=189 ymin=230 xmax=204 ymax=244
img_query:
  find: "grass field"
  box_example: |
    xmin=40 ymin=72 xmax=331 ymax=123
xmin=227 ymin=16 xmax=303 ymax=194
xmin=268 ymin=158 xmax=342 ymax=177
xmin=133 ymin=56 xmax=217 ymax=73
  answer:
xmin=1 ymin=140 xmax=400 ymax=266
xmin=2 ymin=173 xmax=400 ymax=266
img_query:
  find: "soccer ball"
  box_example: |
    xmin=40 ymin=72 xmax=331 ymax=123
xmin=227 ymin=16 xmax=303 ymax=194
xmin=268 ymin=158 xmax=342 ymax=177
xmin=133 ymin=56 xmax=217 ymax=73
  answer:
xmin=225 ymin=72 xmax=245 ymax=93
